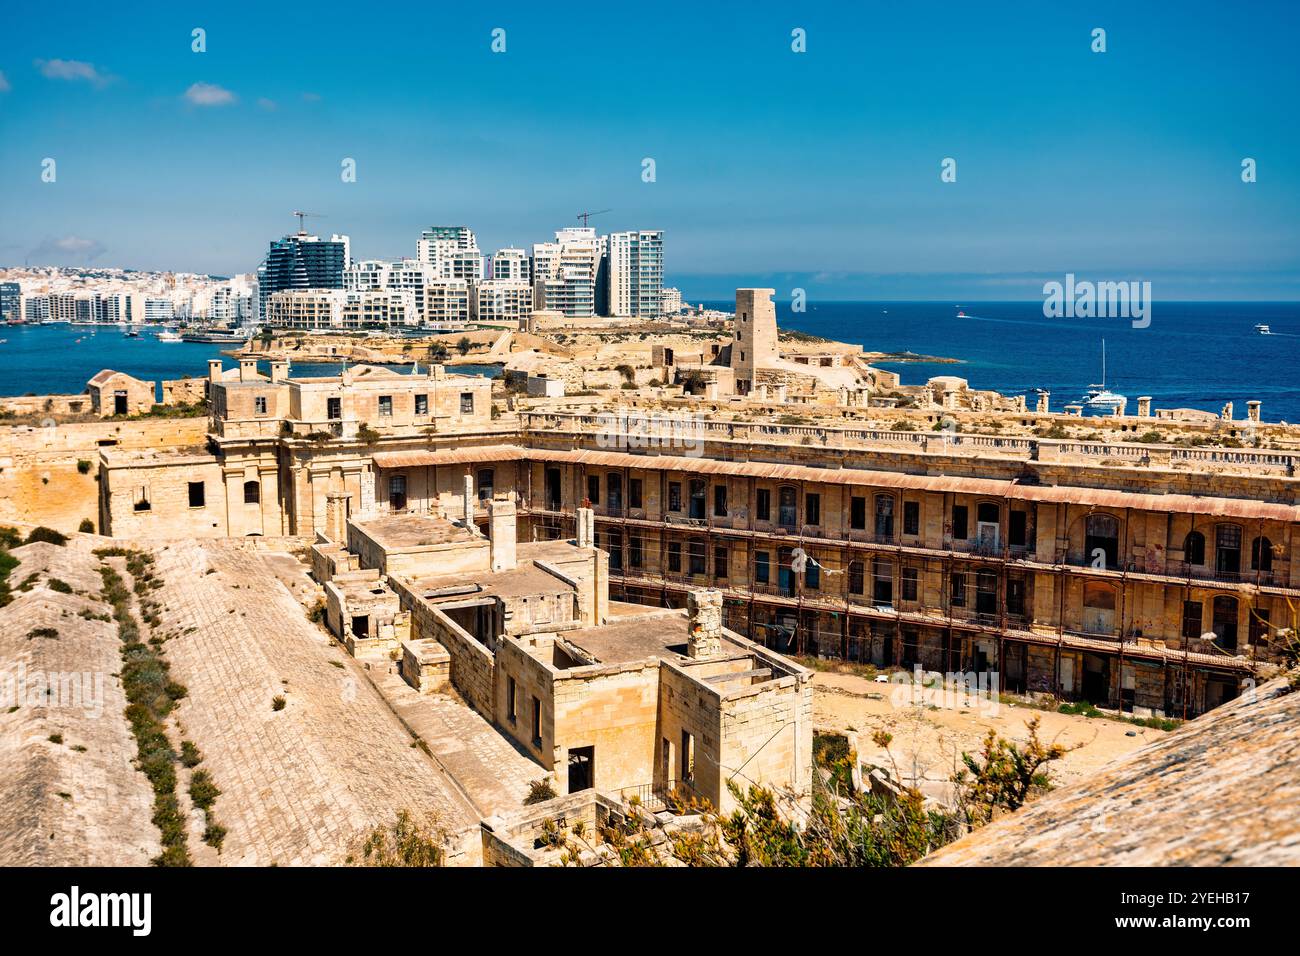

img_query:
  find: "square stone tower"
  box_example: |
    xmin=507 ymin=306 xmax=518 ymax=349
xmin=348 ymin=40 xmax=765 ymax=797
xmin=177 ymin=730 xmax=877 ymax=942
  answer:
xmin=731 ymin=288 xmax=778 ymax=396
xmin=687 ymin=588 xmax=724 ymax=660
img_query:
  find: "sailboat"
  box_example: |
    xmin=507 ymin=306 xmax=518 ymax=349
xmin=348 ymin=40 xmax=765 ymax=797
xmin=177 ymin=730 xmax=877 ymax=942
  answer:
xmin=1080 ymin=339 xmax=1127 ymax=415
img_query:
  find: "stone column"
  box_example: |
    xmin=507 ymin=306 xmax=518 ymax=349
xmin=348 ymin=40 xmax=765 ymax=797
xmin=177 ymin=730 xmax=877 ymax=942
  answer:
xmin=687 ymin=589 xmax=724 ymax=660
xmin=1221 ymin=402 xmax=1234 ymax=421
xmin=1137 ymin=396 xmax=1152 ymax=417
xmin=575 ymin=507 xmax=595 ymax=549
xmin=1036 ymin=391 xmax=1050 ymax=414
xmin=462 ymin=473 xmax=475 ymax=529
xmin=488 ymin=498 xmax=517 ymax=572
xmin=1247 ymin=400 xmax=1261 ymax=423
xmin=325 ymin=492 xmax=351 ymax=543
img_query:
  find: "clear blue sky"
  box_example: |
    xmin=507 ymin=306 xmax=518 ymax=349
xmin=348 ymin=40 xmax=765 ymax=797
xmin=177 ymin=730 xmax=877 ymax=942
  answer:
xmin=1 ymin=0 xmax=1297 ymax=299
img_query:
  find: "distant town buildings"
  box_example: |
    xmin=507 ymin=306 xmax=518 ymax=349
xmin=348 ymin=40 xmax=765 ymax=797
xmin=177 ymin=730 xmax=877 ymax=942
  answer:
xmin=2 ymin=217 xmax=670 ymax=329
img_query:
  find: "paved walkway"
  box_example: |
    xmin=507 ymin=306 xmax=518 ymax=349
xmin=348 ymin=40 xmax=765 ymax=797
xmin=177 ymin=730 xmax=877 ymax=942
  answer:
xmin=148 ymin=540 xmax=479 ymax=865
xmin=368 ymin=665 xmax=544 ymax=818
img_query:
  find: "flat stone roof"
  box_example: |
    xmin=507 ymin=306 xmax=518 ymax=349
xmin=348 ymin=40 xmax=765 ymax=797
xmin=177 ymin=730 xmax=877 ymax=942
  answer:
xmin=561 ymin=609 xmax=711 ymax=664
xmin=350 ymin=513 xmax=479 ymax=550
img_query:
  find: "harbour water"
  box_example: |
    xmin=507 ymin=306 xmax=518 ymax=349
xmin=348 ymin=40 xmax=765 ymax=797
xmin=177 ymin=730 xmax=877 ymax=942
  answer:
xmin=3 ymin=302 xmax=1297 ymax=421
xmin=704 ymin=299 xmax=1300 ymax=423
xmin=0 ymin=324 xmax=498 ymax=398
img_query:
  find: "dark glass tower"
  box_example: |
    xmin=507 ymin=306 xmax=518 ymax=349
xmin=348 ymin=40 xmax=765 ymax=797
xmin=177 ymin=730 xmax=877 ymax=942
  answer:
xmin=0 ymin=282 xmax=19 ymax=323
xmin=257 ymin=234 xmax=348 ymax=319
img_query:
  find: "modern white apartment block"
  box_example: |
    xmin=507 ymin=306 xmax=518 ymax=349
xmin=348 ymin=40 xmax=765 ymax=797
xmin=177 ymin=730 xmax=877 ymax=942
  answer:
xmin=417 ymin=226 xmax=483 ymax=281
xmin=341 ymin=289 xmax=418 ymax=328
xmin=346 ymin=259 xmax=438 ymax=319
xmin=473 ymin=279 xmax=533 ymax=325
xmin=660 ymin=286 xmax=683 ymax=315
xmin=606 ymin=229 xmax=664 ymax=318
xmin=422 ymin=279 xmax=472 ymax=325
xmin=532 ymin=228 xmax=602 ymax=318
xmin=264 ymin=289 xmax=345 ymax=330
xmin=490 ymin=247 xmax=530 ymax=282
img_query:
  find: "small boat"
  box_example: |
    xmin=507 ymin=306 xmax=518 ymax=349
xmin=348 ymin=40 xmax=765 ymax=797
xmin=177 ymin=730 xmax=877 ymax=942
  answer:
xmin=1255 ymin=324 xmax=1272 ymax=335
xmin=123 ymin=327 xmax=140 ymax=338
xmin=180 ymin=329 xmax=252 ymax=344
xmin=156 ymin=329 xmax=183 ymax=343
xmin=1080 ymin=339 xmax=1127 ymax=415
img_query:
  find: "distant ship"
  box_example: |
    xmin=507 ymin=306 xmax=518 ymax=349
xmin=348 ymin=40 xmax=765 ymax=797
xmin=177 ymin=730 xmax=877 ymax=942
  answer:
xmin=1255 ymin=324 xmax=1272 ymax=335
xmin=156 ymin=328 xmax=183 ymax=343
xmin=180 ymin=329 xmax=251 ymax=344
xmin=1080 ymin=339 xmax=1127 ymax=415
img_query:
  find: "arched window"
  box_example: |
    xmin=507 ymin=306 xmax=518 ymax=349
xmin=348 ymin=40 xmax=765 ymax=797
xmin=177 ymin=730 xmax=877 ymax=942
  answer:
xmin=1183 ymin=530 xmax=1205 ymax=566
xmin=1084 ymin=513 xmax=1120 ymax=569
xmin=243 ymin=480 xmax=260 ymax=505
xmin=1251 ymin=536 xmax=1274 ymax=572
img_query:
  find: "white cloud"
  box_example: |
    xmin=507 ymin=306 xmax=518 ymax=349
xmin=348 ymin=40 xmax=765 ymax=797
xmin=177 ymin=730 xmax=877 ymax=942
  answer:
xmin=184 ymin=82 xmax=236 ymax=107
xmin=34 ymin=58 xmax=112 ymax=88
xmin=256 ymin=97 xmax=277 ymax=111
xmin=0 ymin=70 xmax=11 ymax=93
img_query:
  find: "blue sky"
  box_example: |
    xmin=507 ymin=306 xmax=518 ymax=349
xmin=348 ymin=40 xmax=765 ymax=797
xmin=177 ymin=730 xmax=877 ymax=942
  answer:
xmin=1 ymin=0 xmax=1297 ymax=299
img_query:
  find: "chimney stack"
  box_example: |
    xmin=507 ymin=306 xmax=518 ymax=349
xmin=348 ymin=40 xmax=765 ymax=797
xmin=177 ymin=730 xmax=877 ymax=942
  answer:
xmin=687 ymin=589 xmax=724 ymax=660
xmin=1247 ymin=400 xmax=1261 ymax=423
xmin=487 ymin=498 xmax=517 ymax=572
xmin=325 ymin=492 xmax=351 ymax=544
xmin=1036 ymin=390 xmax=1050 ymax=414
xmin=270 ymin=359 xmax=289 ymax=383
xmin=1137 ymin=396 xmax=1152 ymax=417
xmin=239 ymin=357 xmax=258 ymax=383
xmin=462 ymin=474 xmax=476 ymax=529
xmin=576 ymin=507 xmax=595 ymax=549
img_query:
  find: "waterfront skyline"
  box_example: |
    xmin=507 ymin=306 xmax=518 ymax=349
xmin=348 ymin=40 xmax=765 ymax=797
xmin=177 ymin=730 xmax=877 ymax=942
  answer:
xmin=1 ymin=1 xmax=1298 ymax=299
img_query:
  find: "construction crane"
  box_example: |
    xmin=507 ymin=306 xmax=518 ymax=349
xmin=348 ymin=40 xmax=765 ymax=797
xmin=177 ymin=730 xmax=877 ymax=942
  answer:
xmin=291 ymin=210 xmax=325 ymax=234
xmin=576 ymin=208 xmax=611 ymax=228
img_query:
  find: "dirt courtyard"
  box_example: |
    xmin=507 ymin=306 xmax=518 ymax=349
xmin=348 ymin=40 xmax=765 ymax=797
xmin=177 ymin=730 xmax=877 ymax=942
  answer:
xmin=811 ymin=669 xmax=1165 ymax=804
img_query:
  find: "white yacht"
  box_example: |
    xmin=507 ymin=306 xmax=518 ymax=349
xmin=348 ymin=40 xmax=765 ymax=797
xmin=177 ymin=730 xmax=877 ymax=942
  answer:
xmin=156 ymin=328 xmax=183 ymax=343
xmin=1255 ymin=324 xmax=1272 ymax=335
xmin=1080 ymin=339 xmax=1127 ymax=415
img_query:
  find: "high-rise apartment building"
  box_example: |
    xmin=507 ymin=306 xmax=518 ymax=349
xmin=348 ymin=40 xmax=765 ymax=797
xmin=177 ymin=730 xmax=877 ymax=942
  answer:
xmin=532 ymin=228 xmax=602 ymax=319
xmin=257 ymin=232 xmax=351 ymax=318
xmin=490 ymin=248 xmax=530 ymax=282
xmin=0 ymin=282 xmax=20 ymax=323
xmin=606 ymin=230 xmax=663 ymax=318
xmin=417 ymin=226 xmax=483 ymax=281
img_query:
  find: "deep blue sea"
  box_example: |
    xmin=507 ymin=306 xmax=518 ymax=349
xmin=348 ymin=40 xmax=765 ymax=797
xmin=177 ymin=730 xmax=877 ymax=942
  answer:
xmin=0 ymin=324 xmax=497 ymax=399
xmin=2 ymin=304 xmax=1298 ymax=422
xmin=703 ymin=300 xmax=1300 ymax=423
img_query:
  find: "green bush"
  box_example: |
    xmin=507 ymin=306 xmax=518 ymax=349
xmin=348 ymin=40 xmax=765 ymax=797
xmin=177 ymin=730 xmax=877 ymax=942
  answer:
xmin=78 ymin=519 xmax=95 ymax=533
xmin=25 ymin=527 xmax=68 ymax=546
xmin=48 ymin=578 xmax=73 ymax=594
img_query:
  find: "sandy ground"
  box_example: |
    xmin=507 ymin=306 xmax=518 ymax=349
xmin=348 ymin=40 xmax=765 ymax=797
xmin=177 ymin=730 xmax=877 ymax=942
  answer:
xmin=811 ymin=670 xmax=1163 ymax=804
